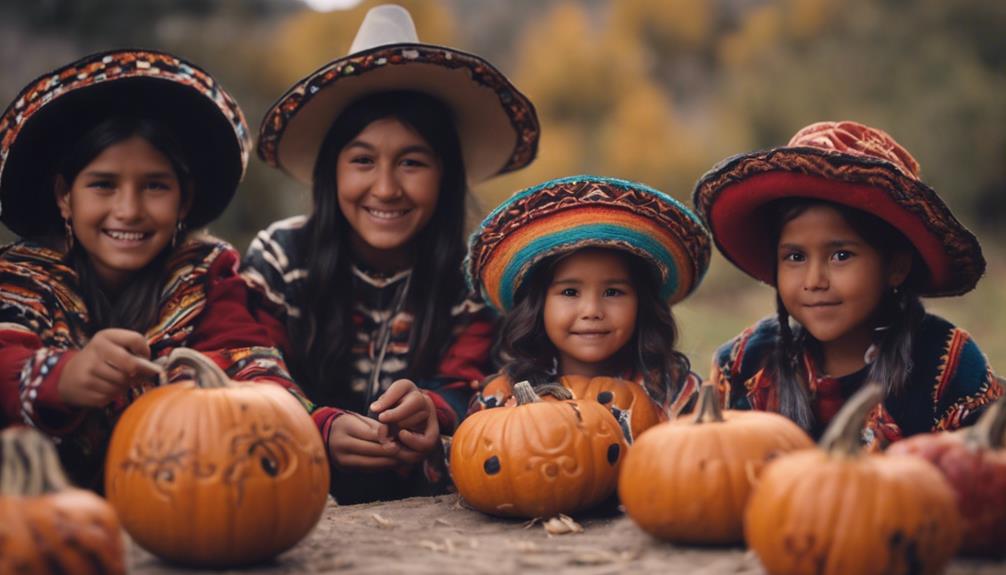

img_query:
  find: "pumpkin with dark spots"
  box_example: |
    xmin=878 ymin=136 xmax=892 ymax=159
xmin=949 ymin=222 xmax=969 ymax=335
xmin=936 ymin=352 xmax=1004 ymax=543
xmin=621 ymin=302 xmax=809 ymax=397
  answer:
xmin=745 ymin=384 xmax=961 ymax=575
xmin=0 ymin=427 xmax=125 ymax=575
xmin=888 ymin=392 xmax=1006 ymax=558
xmin=450 ymin=381 xmax=626 ymax=518
xmin=620 ymin=384 xmax=813 ymax=544
xmin=478 ymin=374 xmax=665 ymax=443
xmin=104 ymin=348 xmax=329 ymax=567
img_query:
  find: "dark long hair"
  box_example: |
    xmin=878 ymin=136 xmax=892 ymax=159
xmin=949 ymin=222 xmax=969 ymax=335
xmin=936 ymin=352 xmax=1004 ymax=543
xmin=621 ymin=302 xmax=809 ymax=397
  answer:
xmin=55 ymin=116 xmax=193 ymax=334
xmin=289 ymin=91 xmax=468 ymax=402
xmin=766 ymin=199 xmax=925 ymax=431
xmin=497 ymin=248 xmax=691 ymax=408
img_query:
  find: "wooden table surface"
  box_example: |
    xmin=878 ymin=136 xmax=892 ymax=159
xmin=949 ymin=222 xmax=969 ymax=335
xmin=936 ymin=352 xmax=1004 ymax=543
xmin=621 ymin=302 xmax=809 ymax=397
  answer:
xmin=128 ymin=494 xmax=1005 ymax=574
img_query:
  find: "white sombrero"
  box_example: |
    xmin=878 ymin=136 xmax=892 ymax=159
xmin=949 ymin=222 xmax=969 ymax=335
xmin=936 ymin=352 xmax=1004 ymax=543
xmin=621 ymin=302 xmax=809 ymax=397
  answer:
xmin=258 ymin=4 xmax=540 ymax=186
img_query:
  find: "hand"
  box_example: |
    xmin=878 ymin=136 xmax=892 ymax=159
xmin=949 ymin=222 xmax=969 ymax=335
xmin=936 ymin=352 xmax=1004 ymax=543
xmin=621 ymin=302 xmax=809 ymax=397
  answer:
xmin=57 ymin=329 xmax=160 ymax=408
xmin=369 ymin=379 xmax=440 ymax=464
xmin=326 ymin=412 xmax=402 ymax=471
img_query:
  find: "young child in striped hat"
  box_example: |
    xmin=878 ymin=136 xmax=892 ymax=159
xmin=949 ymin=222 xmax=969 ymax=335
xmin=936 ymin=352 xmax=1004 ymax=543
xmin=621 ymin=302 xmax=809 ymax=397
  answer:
xmin=466 ymin=175 xmax=711 ymax=441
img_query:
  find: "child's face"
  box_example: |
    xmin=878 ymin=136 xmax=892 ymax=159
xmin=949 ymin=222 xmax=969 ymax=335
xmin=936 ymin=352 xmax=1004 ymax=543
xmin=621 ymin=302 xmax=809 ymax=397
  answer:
xmin=336 ymin=117 xmax=442 ymax=271
xmin=544 ymin=249 xmax=638 ymax=377
xmin=57 ymin=136 xmax=186 ymax=293
xmin=776 ymin=204 xmax=908 ymax=352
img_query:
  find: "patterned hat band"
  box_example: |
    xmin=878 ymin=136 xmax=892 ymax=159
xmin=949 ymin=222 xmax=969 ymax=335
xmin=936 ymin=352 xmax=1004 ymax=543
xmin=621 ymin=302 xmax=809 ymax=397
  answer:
xmin=468 ymin=175 xmax=711 ymax=313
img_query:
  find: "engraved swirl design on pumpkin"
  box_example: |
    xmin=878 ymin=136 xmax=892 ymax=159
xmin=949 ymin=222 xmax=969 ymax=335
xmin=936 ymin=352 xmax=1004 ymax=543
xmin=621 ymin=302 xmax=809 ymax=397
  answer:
xmin=450 ymin=382 xmax=625 ymax=518
xmin=221 ymin=420 xmax=298 ymax=506
xmin=115 ymin=428 xmax=216 ymax=502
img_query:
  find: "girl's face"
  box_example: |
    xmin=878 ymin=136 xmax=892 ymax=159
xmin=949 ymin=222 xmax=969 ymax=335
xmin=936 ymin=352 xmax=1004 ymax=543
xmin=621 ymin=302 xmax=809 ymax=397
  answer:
xmin=776 ymin=204 xmax=909 ymax=356
xmin=57 ymin=135 xmax=187 ymax=293
xmin=544 ymin=249 xmax=638 ymax=377
xmin=336 ymin=117 xmax=442 ymax=271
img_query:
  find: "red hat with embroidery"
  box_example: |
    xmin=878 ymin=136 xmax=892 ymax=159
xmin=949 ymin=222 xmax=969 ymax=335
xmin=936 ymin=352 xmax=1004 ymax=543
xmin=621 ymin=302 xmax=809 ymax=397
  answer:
xmin=692 ymin=121 xmax=984 ymax=297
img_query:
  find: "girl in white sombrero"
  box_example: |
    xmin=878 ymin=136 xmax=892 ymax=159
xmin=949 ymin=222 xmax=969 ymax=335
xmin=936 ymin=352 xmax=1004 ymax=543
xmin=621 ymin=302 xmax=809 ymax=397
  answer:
xmin=242 ymin=4 xmax=540 ymax=502
xmin=0 ymin=49 xmax=322 ymax=490
xmin=694 ymin=121 xmax=1002 ymax=448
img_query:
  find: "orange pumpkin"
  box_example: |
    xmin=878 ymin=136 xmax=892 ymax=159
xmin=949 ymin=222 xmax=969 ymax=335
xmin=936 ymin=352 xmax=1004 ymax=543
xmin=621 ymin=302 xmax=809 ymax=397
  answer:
xmin=480 ymin=374 xmax=666 ymax=443
xmin=0 ymin=427 xmax=125 ymax=575
xmin=619 ymin=383 xmax=813 ymax=543
xmin=887 ymin=392 xmax=1006 ymax=557
xmin=745 ymin=384 xmax=962 ymax=575
xmin=104 ymin=348 xmax=329 ymax=567
xmin=560 ymin=375 xmax=667 ymax=442
xmin=450 ymin=381 xmax=626 ymax=518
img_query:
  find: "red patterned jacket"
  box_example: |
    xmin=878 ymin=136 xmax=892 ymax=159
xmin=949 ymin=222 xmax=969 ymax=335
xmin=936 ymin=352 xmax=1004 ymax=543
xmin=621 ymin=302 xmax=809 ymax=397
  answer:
xmin=0 ymin=238 xmax=334 ymax=490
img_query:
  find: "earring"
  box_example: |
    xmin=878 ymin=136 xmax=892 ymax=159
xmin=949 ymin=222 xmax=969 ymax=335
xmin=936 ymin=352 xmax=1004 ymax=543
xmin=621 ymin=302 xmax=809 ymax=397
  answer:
xmin=172 ymin=220 xmax=185 ymax=248
xmin=63 ymin=218 xmax=74 ymax=251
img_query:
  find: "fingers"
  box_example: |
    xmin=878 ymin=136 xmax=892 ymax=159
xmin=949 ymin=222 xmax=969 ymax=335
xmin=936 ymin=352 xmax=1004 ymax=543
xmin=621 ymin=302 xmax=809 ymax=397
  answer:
xmin=369 ymin=379 xmax=416 ymax=414
xmin=95 ymin=329 xmax=151 ymax=360
xmin=377 ymin=388 xmax=430 ymax=427
xmin=396 ymin=409 xmax=439 ymax=455
xmin=327 ymin=414 xmax=402 ymax=471
xmin=99 ymin=342 xmax=157 ymax=382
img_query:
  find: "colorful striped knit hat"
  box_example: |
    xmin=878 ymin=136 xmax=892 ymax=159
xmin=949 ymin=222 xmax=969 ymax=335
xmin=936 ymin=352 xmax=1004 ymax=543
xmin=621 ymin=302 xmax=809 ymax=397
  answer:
xmin=467 ymin=175 xmax=711 ymax=313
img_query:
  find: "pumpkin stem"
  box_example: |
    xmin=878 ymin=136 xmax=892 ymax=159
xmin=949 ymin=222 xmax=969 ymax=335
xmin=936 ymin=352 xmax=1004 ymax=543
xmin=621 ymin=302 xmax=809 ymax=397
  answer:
xmin=164 ymin=347 xmax=233 ymax=389
xmin=967 ymin=394 xmax=1006 ymax=449
xmin=0 ymin=427 xmax=70 ymax=496
xmin=819 ymin=383 xmax=883 ymax=457
xmin=536 ymin=383 xmax=574 ymax=401
xmin=513 ymin=381 xmax=542 ymax=405
xmin=693 ymin=383 xmax=725 ymax=424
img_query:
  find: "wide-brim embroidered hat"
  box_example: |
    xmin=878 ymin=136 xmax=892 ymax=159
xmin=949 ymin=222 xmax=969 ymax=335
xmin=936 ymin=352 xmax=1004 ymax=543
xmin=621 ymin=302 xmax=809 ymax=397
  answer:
xmin=467 ymin=175 xmax=712 ymax=313
xmin=693 ymin=121 xmax=985 ymax=297
xmin=0 ymin=49 xmax=250 ymax=238
xmin=258 ymin=4 xmax=539 ymax=186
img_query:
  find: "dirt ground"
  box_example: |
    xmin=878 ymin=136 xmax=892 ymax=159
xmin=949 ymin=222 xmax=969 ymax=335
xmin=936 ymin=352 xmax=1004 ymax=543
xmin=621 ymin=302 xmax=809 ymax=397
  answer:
xmin=126 ymin=494 xmax=1005 ymax=575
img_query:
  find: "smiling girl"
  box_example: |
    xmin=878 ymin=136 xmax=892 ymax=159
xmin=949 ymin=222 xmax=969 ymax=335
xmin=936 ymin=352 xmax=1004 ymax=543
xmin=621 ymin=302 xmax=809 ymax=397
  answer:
xmin=241 ymin=5 xmax=539 ymax=502
xmin=467 ymin=175 xmax=712 ymax=439
xmin=694 ymin=121 xmax=1003 ymax=445
xmin=0 ymin=50 xmax=318 ymax=490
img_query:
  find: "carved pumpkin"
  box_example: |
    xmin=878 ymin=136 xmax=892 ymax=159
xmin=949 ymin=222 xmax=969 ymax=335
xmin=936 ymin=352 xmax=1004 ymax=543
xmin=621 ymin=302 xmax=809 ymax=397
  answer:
xmin=104 ymin=348 xmax=329 ymax=567
xmin=745 ymin=384 xmax=962 ymax=575
xmin=451 ymin=381 xmax=626 ymax=518
xmin=479 ymin=374 xmax=666 ymax=443
xmin=887 ymin=392 xmax=1006 ymax=558
xmin=0 ymin=427 xmax=125 ymax=575
xmin=619 ymin=383 xmax=813 ymax=543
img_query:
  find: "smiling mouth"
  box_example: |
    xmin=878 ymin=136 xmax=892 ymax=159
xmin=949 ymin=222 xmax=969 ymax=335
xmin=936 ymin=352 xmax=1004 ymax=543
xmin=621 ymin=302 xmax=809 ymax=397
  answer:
xmin=103 ymin=229 xmax=151 ymax=241
xmin=804 ymin=302 xmax=840 ymax=308
xmin=364 ymin=207 xmax=412 ymax=220
xmin=571 ymin=331 xmax=611 ymax=337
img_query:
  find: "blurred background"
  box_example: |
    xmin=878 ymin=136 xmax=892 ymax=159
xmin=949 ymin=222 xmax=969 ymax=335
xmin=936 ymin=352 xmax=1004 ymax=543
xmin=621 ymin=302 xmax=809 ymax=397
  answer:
xmin=1 ymin=0 xmax=1003 ymax=372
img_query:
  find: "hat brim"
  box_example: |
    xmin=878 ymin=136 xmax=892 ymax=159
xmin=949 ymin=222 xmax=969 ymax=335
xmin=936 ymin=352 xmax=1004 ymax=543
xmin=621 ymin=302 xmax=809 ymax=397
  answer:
xmin=693 ymin=147 xmax=985 ymax=297
xmin=258 ymin=43 xmax=539 ymax=186
xmin=468 ymin=175 xmax=711 ymax=312
xmin=0 ymin=50 xmax=249 ymax=238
